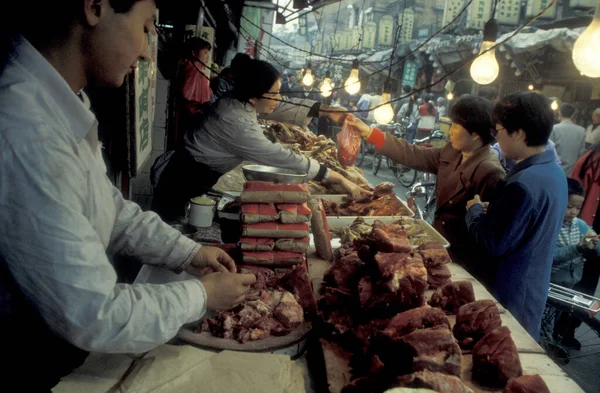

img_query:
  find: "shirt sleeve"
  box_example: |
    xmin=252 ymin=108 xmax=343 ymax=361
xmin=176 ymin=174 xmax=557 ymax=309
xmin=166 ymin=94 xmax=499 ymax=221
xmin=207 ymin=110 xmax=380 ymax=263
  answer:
xmin=107 ymin=186 xmax=201 ymax=272
xmin=465 ymin=182 xmax=535 ymax=257
xmin=221 ymin=115 xmax=321 ymax=181
xmin=0 ymin=139 xmax=206 ymax=353
xmin=371 ymin=130 xmax=442 ymax=174
xmin=259 ymin=97 xmax=316 ymax=127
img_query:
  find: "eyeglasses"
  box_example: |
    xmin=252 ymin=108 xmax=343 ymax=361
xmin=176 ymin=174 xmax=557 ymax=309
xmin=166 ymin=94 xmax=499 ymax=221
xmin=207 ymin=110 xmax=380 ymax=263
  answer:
xmin=491 ymin=126 xmax=506 ymax=138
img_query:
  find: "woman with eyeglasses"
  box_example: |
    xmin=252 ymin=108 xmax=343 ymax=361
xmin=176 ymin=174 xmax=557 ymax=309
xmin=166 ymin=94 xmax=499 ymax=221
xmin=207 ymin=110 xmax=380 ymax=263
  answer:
xmin=152 ymin=57 xmax=366 ymax=222
xmin=347 ymin=95 xmax=505 ymax=271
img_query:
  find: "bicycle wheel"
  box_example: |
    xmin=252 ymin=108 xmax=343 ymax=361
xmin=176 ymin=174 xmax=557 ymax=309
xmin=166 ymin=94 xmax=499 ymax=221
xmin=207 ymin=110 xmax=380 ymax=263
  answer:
xmin=372 ymin=153 xmax=382 ymax=175
xmin=396 ymin=165 xmax=417 ymax=187
xmin=387 ymin=158 xmax=397 ymax=176
xmin=356 ymin=140 xmax=366 ymax=167
xmin=422 ymin=197 xmax=436 ymax=224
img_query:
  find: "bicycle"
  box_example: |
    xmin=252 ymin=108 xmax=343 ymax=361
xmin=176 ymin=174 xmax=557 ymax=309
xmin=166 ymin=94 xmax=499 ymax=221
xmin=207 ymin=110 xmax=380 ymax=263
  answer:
xmin=371 ymin=121 xmax=416 ymax=183
xmin=406 ymin=181 xmax=436 ymax=224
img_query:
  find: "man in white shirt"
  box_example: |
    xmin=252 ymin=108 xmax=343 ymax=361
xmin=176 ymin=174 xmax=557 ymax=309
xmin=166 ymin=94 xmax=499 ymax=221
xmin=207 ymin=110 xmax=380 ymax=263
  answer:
xmin=586 ymin=108 xmax=600 ymax=149
xmin=0 ymin=1 xmax=255 ymax=391
xmin=550 ymin=103 xmax=586 ymax=175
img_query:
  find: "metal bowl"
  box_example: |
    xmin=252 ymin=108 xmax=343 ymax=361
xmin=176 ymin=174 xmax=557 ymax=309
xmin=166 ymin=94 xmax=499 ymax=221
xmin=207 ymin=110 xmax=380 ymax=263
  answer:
xmin=242 ymin=165 xmax=307 ymax=184
xmin=171 ymin=224 xmax=198 ymax=238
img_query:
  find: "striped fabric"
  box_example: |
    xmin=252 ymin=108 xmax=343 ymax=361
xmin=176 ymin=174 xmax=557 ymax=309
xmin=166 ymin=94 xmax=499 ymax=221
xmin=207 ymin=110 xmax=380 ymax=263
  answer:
xmin=552 ymin=220 xmax=584 ymax=283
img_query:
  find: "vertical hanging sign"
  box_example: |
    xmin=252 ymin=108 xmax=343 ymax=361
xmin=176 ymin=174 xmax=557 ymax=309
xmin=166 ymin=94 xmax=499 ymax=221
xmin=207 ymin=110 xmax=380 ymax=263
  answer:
xmin=378 ymin=15 xmax=394 ymax=46
xmin=238 ymin=6 xmax=262 ymax=57
xmin=443 ymin=0 xmax=466 ymax=25
xmin=466 ymin=0 xmax=492 ymax=30
xmin=363 ymin=21 xmax=377 ymax=49
xmin=496 ymin=0 xmax=521 ymax=25
xmin=526 ymin=0 xmax=557 ymax=19
xmin=399 ymin=9 xmax=415 ymax=42
xmin=402 ymin=60 xmax=418 ymax=88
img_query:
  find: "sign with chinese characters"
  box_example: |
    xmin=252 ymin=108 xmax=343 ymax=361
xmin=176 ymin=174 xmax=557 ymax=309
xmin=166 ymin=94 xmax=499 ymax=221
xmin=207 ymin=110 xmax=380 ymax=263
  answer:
xmin=571 ymin=0 xmax=596 ymax=9
xmin=526 ymin=0 xmax=557 ymax=19
xmin=238 ymin=6 xmax=262 ymax=57
xmin=402 ymin=60 xmax=418 ymax=88
xmin=466 ymin=0 xmax=492 ymax=30
xmin=399 ymin=9 xmax=415 ymax=42
xmin=378 ymin=15 xmax=394 ymax=47
xmin=131 ymin=12 xmax=158 ymax=175
xmin=362 ymin=22 xmax=377 ymax=49
xmin=496 ymin=0 xmax=520 ymax=25
xmin=443 ymin=0 xmax=466 ymax=26
xmin=299 ymin=14 xmax=308 ymax=35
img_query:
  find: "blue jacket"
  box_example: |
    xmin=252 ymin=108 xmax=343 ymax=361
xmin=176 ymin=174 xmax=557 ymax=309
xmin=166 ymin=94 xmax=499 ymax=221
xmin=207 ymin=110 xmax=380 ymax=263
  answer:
xmin=465 ymin=151 xmax=567 ymax=340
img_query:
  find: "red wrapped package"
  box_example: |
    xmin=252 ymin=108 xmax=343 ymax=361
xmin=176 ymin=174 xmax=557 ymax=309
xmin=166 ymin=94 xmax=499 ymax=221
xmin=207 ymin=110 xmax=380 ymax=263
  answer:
xmin=242 ymin=251 xmax=306 ymax=266
xmin=336 ymin=119 xmax=361 ymax=168
xmin=241 ymin=181 xmax=310 ymax=203
xmin=276 ymin=203 xmax=313 ymax=223
xmin=274 ymin=237 xmax=310 ymax=253
xmin=241 ymin=203 xmax=279 ymax=224
xmin=239 ymin=237 xmax=275 ymax=251
xmin=242 ymin=222 xmax=309 ymax=238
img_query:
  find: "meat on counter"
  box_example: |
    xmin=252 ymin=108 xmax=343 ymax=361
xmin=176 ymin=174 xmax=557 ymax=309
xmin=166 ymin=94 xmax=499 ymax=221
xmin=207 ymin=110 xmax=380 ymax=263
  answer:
xmin=394 ymin=370 xmax=474 ymax=393
xmin=503 ymin=374 xmax=550 ymax=393
xmin=381 ymin=305 xmax=450 ymax=341
xmin=472 ymin=326 xmax=523 ymax=388
xmin=453 ymin=300 xmax=502 ymax=349
xmin=429 ymin=281 xmax=476 ymax=314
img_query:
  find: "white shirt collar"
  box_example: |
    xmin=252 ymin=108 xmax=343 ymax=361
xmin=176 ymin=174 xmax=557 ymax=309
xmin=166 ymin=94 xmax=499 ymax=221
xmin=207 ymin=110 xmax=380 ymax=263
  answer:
xmin=10 ymin=35 xmax=96 ymax=142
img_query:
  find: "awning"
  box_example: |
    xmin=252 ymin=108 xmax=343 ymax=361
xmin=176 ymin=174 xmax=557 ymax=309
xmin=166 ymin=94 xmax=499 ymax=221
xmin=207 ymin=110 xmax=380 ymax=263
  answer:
xmin=497 ymin=27 xmax=583 ymax=54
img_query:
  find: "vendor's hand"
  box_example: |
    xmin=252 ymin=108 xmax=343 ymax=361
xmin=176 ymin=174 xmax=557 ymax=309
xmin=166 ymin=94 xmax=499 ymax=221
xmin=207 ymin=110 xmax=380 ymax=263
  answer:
xmin=341 ymin=178 xmax=371 ymax=198
xmin=466 ymin=195 xmax=483 ymax=211
xmin=589 ymin=300 xmax=600 ymax=318
xmin=345 ymin=114 xmax=372 ymax=139
xmin=321 ymin=105 xmax=349 ymax=124
xmin=482 ymin=202 xmax=490 ymax=213
xmin=578 ymin=236 xmax=597 ymax=252
xmin=186 ymin=246 xmax=237 ymax=278
xmin=200 ymin=272 xmax=256 ymax=310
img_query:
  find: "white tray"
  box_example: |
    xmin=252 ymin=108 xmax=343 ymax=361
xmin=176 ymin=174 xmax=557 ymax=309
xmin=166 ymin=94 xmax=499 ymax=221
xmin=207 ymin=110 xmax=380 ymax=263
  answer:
xmin=326 ymin=216 xmax=450 ymax=248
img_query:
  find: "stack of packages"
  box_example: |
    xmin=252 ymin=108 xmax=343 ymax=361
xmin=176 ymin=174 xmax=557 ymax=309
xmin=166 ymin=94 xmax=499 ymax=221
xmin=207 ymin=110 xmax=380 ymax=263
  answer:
xmin=239 ymin=181 xmax=311 ymax=266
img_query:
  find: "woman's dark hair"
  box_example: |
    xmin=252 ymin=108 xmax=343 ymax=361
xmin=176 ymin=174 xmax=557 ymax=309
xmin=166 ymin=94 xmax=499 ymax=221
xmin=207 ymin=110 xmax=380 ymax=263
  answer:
xmin=579 ymin=141 xmax=600 ymax=180
xmin=567 ymin=177 xmax=586 ymax=197
xmin=450 ymin=95 xmax=495 ymax=145
xmin=183 ymin=38 xmax=211 ymax=60
xmin=491 ymin=92 xmax=554 ymax=147
xmin=423 ymin=93 xmax=435 ymax=115
xmin=232 ymin=57 xmax=281 ymax=103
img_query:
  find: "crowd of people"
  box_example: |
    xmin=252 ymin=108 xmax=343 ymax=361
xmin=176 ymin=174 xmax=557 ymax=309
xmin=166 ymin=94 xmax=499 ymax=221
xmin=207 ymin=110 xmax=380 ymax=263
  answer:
xmin=1 ymin=1 xmax=599 ymax=391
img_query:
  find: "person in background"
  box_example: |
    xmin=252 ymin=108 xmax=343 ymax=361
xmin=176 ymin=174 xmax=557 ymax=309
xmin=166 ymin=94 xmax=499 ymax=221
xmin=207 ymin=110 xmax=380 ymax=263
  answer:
xmin=174 ymin=37 xmax=213 ymax=148
xmin=416 ymin=93 xmax=437 ymax=140
xmin=550 ymin=103 xmax=586 ymax=175
xmin=362 ymin=86 xmax=382 ymax=123
xmin=436 ymin=97 xmax=447 ymax=119
xmin=349 ymin=100 xmax=358 ymax=111
xmin=210 ymin=67 xmax=233 ymax=99
xmin=280 ymin=73 xmax=302 ymax=98
xmin=394 ymin=85 xmax=413 ymax=114
xmin=152 ymin=58 xmax=365 ymax=221
xmin=572 ymin=141 xmax=600 ymax=232
xmin=491 ymin=138 xmax=560 ymax=172
xmin=397 ymin=90 xmax=418 ymax=143
xmin=585 ymin=108 xmax=600 ymax=149
xmin=349 ymin=95 xmax=505 ymax=273
xmin=0 ymin=0 xmax=255 ymax=390
xmin=465 ymin=92 xmax=568 ymax=340
xmin=356 ymin=89 xmax=372 ymax=121
xmin=551 ymin=178 xmax=600 ymax=349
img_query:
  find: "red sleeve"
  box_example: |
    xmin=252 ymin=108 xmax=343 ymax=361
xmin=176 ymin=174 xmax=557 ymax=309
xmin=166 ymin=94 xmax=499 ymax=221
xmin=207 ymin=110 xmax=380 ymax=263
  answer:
xmin=367 ymin=127 xmax=386 ymax=151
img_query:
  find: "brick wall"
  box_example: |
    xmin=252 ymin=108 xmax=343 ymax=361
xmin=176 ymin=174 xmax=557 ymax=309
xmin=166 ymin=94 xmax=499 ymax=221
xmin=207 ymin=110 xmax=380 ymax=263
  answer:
xmin=131 ymin=71 xmax=169 ymax=210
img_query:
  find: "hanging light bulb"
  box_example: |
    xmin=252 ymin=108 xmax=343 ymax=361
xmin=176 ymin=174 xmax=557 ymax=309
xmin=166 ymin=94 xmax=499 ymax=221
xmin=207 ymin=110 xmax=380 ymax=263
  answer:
xmin=302 ymin=63 xmax=314 ymax=86
xmin=446 ymin=92 xmax=454 ymax=101
xmin=321 ymin=71 xmax=333 ymax=97
xmin=551 ymin=100 xmax=559 ymax=111
xmin=528 ymin=84 xmax=534 ymax=91
xmin=374 ymin=80 xmax=394 ymax=124
xmin=573 ymin=0 xmax=600 ymax=77
xmin=345 ymin=59 xmax=361 ymax=95
xmin=470 ymin=20 xmax=500 ymax=85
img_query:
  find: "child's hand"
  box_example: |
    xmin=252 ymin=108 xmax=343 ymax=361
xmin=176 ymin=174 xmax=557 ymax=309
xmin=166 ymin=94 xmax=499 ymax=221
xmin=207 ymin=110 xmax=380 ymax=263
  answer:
xmin=466 ymin=195 xmax=483 ymax=211
xmin=578 ymin=236 xmax=597 ymax=251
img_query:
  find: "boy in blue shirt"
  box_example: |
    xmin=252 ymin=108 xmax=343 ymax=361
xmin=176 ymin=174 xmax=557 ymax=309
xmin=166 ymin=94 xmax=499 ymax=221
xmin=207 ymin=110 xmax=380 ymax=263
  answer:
xmin=552 ymin=178 xmax=600 ymax=349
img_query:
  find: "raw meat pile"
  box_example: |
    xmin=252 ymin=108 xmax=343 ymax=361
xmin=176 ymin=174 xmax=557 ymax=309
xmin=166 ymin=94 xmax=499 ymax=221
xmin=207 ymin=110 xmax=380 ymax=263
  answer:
xmin=317 ymin=221 xmax=533 ymax=393
xmin=321 ymin=182 xmax=413 ymax=217
xmin=239 ymin=182 xmax=311 ymax=266
xmin=201 ymin=264 xmax=316 ymax=343
xmin=263 ymin=122 xmax=369 ymax=194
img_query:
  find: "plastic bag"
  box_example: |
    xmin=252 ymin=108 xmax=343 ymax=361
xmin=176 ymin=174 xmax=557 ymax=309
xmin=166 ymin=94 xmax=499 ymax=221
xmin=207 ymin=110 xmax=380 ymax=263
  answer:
xmin=337 ymin=119 xmax=361 ymax=168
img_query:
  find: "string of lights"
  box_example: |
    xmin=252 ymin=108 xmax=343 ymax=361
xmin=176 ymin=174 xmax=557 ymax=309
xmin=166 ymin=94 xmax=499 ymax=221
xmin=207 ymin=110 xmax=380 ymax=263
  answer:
xmin=169 ymin=0 xmax=557 ymax=116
